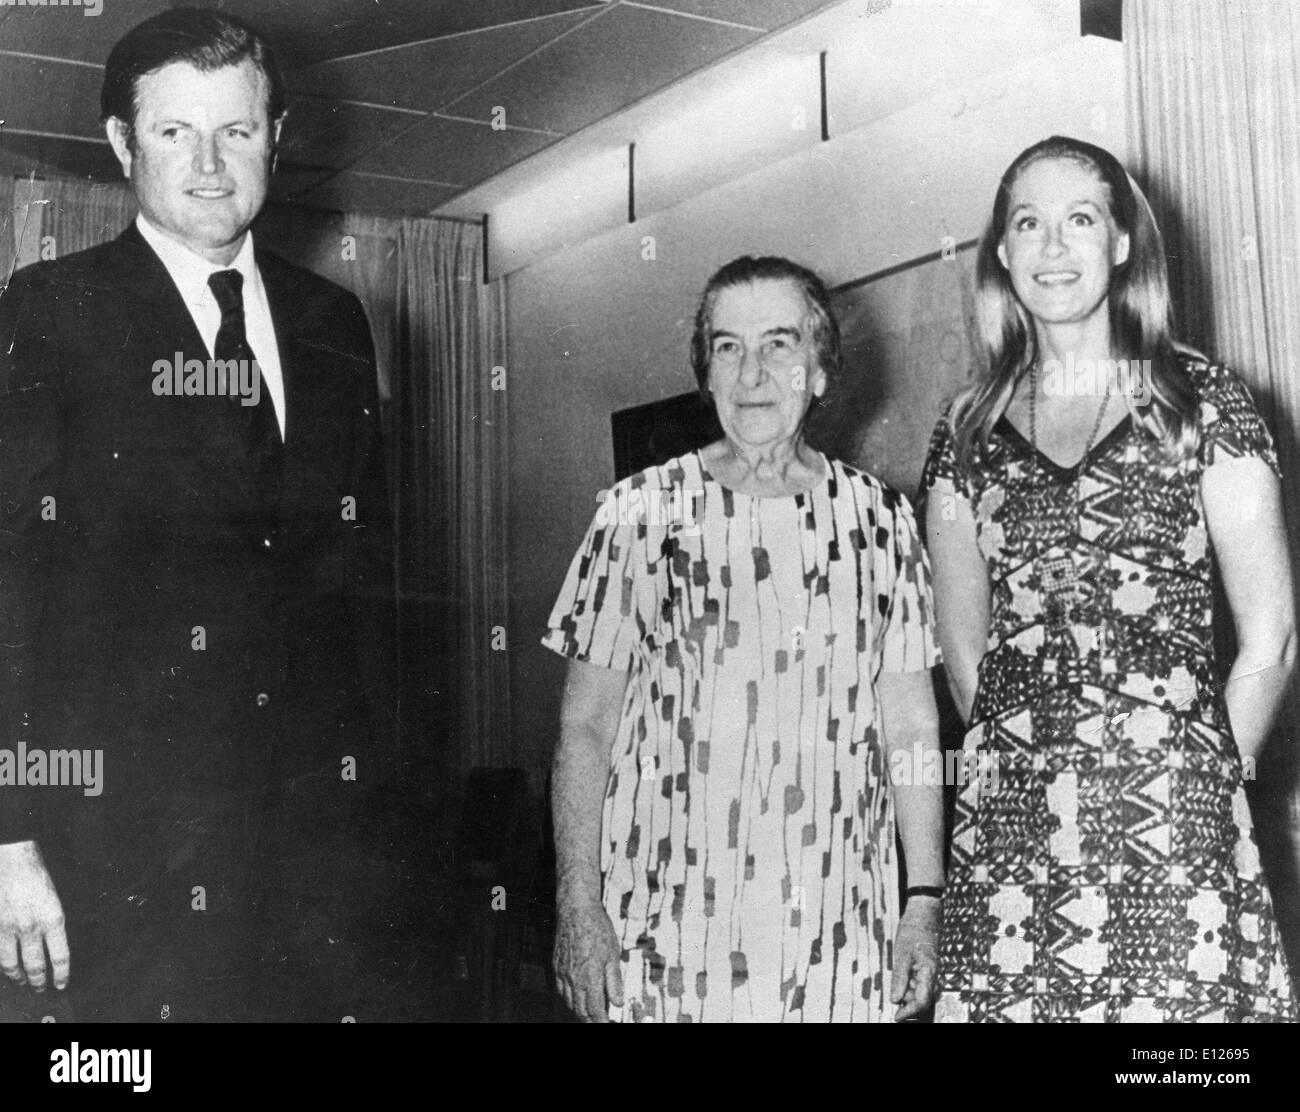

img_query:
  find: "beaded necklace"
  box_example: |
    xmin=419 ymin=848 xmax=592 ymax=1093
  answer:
xmin=1028 ymin=369 xmax=1111 ymax=631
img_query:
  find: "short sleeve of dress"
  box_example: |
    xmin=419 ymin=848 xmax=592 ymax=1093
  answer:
xmin=540 ymin=496 xmax=641 ymax=671
xmin=1196 ymin=363 xmax=1280 ymax=476
xmin=877 ymin=487 xmax=943 ymax=675
xmin=917 ymin=406 xmax=971 ymax=517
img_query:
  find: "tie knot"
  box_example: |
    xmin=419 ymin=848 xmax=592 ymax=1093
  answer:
xmin=208 ymin=269 xmax=245 ymax=314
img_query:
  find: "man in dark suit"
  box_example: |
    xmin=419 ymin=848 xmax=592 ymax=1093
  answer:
xmin=0 ymin=9 xmax=395 ymax=1021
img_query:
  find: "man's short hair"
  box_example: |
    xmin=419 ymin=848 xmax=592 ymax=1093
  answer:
xmin=101 ymin=8 xmax=286 ymax=136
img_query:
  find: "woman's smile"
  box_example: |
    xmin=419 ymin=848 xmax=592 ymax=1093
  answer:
xmin=1033 ymin=269 xmax=1081 ymax=286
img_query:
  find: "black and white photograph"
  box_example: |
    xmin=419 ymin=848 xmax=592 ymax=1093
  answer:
xmin=0 ymin=0 xmax=1297 ymax=1084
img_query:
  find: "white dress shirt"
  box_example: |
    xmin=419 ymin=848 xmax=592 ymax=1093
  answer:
xmin=135 ymin=214 xmax=287 ymax=438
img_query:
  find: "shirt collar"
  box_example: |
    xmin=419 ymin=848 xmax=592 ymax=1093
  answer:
xmin=134 ymin=214 xmax=259 ymax=308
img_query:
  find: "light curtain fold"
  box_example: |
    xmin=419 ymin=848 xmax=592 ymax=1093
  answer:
xmin=396 ymin=217 xmax=512 ymax=776
xmin=1125 ymin=0 xmax=1300 ymax=950
xmin=341 ymin=213 xmax=400 ymax=405
xmin=1 ymin=177 xmax=16 ymax=281
xmin=40 ymin=176 xmax=137 ymax=257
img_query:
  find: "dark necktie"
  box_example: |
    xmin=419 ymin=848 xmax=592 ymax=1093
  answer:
xmin=207 ymin=268 xmax=283 ymax=473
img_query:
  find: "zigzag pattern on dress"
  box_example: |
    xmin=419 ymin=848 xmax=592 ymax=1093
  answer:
xmin=921 ymin=358 xmax=1297 ymax=1023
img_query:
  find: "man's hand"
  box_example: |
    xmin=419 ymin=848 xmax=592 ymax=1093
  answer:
xmin=553 ymin=897 xmax=623 ymax=1023
xmin=0 ymin=841 xmax=69 ymax=992
xmin=891 ymin=895 xmax=940 ymax=1021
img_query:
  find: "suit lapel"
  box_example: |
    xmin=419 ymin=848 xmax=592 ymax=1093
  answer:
xmin=113 ymin=223 xmax=211 ymax=362
xmin=257 ymin=250 xmax=300 ymax=450
xmin=257 ymin=247 xmax=350 ymax=537
xmin=112 ymin=225 xmax=273 ymax=517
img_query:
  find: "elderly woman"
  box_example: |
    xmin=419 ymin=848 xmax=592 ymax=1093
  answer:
xmin=922 ymin=136 xmax=1297 ymax=1022
xmin=544 ymin=255 xmax=945 ymax=1023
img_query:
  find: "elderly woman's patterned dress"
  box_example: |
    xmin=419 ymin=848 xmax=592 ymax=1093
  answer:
xmin=543 ymin=451 xmax=938 ymax=1022
xmin=921 ymin=359 xmax=1297 ymax=1022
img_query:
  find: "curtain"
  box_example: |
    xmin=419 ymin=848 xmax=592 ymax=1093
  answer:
xmin=3 ymin=176 xmax=31 ymax=277
xmin=1126 ymin=0 xmax=1300 ymax=954
xmin=341 ymin=214 xmax=400 ymax=406
xmin=41 ymin=177 xmax=137 ymax=257
xmin=395 ymin=217 xmax=512 ymax=778
xmin=4 ymin=175 xmax=135 ymax=273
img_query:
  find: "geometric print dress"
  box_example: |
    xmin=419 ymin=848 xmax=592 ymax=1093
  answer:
xmin=921 ymin=358 xmax=1297 ymax=1022
xmin=543 ymin=451 xmax=939 ymax=1022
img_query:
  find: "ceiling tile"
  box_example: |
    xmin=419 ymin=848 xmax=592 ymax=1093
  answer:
xmin=280 ymin=97 xmax=423 ymax=168
xmin=0 ymin=55 xmax=104 ymax=139
xmin=0 ymin=2 xmax=605 ymax=69
xmin=442 ymin=3 xmax=758 ymax=134
xmin=220 ymin=0 xmax=608 ymax=67
xmin=825 ymin=3 xmax=1077 ymax=136
xmin=0 ymin=0 xmax=171 ymax=64
xmin=636 ymin=0 xmax=840 ymax=30
xmin=290 ymin=170 xmax=462 ymax=216
xmin=268 ymin=162 xmax=341 ymax=204
xmin=0 ymin=0 xmax=883 ymax=220
xmin=362 ymin=116 xmax=556 ymax=188
xmin=288 ymin=8 xmax=597 ymax=111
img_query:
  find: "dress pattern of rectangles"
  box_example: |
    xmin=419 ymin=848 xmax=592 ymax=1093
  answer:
xmin=544 ymin=452 xmax=939 ymax=1021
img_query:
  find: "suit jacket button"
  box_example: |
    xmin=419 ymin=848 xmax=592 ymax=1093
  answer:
xmin=256 ymin=692 xmax=271 ymax=708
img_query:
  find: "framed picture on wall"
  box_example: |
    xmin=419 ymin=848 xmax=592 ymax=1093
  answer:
xmin=611 ymin=390 xmax=723 ymax=482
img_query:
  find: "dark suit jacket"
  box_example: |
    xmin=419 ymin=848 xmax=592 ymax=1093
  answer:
xmin=0 ymin=224 xmax=396 ymax=921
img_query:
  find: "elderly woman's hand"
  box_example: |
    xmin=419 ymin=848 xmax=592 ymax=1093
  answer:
xmin=554 ymin=897 xmax=624 ymax=1022
xmin=891 ymin=895 xmax=941 ymax=1021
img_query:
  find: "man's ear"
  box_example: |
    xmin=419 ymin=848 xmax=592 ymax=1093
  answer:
xmin=105 ymin=117 xmax=133 ymax=179
xmin=269 ymin=113 xmax=286 ymax=175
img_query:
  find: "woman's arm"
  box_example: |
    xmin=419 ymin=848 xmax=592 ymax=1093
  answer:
xmin=878 ymin=670 xmax=945 ymax=887
xmin=924 ymin=477 xmax=992 ymax=724
xmin=1203 ymin=457 xmax=1297 ymax=763
xmin=553 ymin=658 xmax=628 ymax=903
xmin=551 ymin=657 xmax=630 ymax=1022
xmin=878 ymin=668 xmax=944 ymax=1020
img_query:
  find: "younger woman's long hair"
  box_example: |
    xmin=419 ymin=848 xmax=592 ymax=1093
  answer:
xmin=952 ymin=135 xmax=1199 ymax=466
